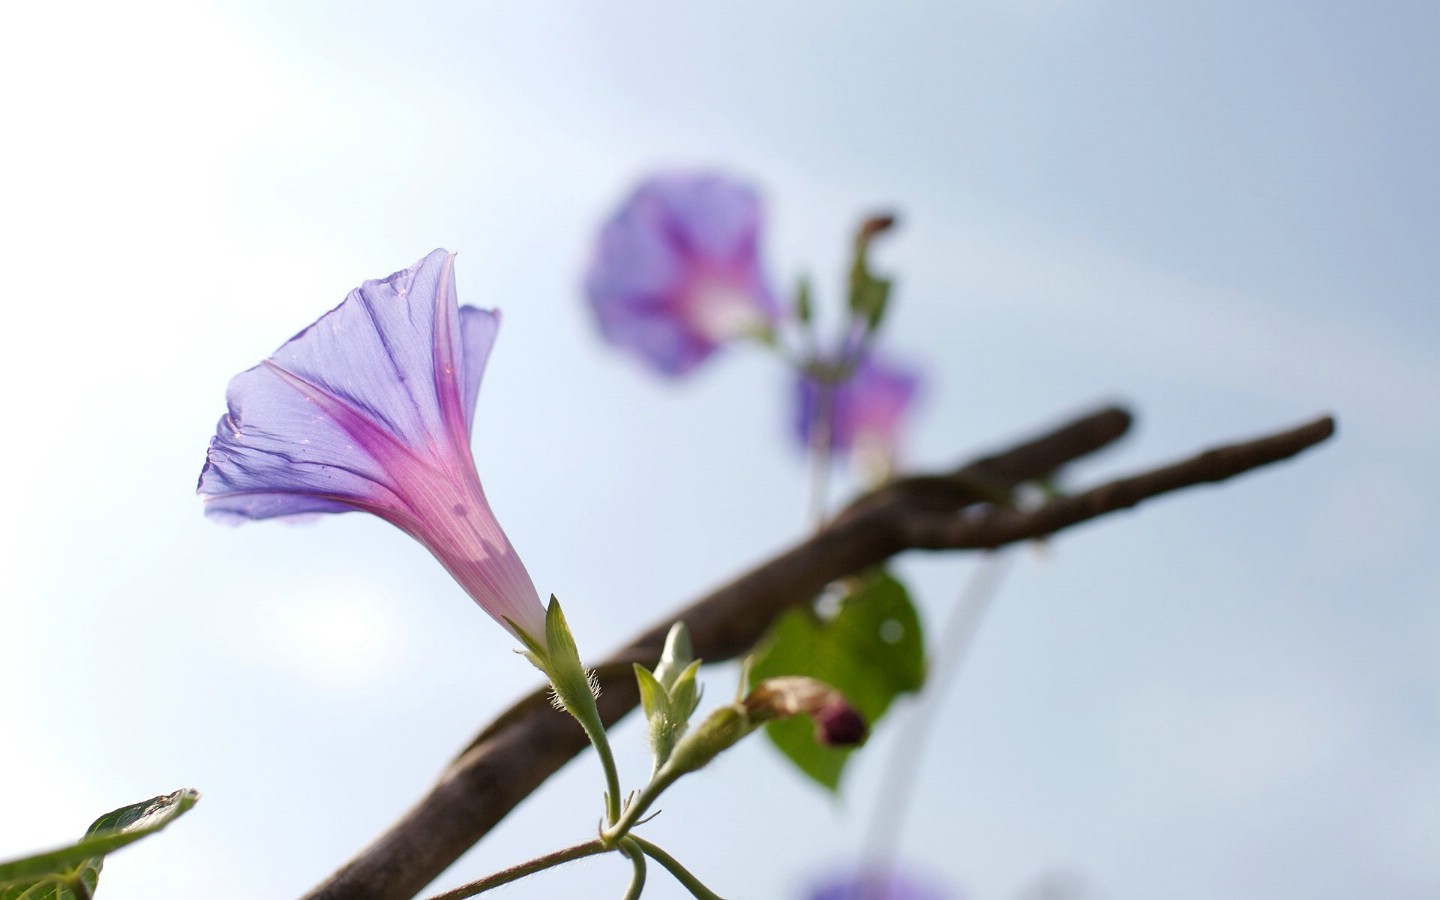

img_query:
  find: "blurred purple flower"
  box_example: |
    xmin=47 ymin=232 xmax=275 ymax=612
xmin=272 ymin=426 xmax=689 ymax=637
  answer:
xmin=584 ymin=171 xmax=779 ymax=377
xmin=198 ymin=250 xmax=547 ymax=643
xmin=810 ymin=868 xmax=951 ymax=900
xmin=796 ymin=352 xmax=922 ymax=470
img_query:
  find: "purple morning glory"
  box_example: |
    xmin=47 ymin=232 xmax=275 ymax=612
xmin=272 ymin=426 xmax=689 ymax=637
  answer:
xmin=809 ymin=868 xmax=951 ymax=900
xmin=584 ymin=171 xmax=780 ymax=377
xmin=796 ymin=351 xmax=922 ymax=470
xmin=198 ymin=250 xmax=547 ymax=644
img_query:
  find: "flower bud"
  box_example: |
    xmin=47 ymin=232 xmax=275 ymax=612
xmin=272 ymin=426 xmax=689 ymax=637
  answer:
xmin=743 ymin=676 xmax=868 ymax=747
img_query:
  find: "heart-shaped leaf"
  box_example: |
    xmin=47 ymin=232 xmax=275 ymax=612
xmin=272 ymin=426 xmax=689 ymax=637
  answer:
xmin=749 ymin=570 xmax=925 ymax=790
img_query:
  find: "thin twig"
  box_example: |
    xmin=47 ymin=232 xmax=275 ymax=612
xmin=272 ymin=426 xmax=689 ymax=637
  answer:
xmin=421 ymin=839 xmax=608 ymax=900
xmin=862 ymin=551 xmax=1014 ymax=873
xmin=627 ymin=836 xmax=727 ymax=900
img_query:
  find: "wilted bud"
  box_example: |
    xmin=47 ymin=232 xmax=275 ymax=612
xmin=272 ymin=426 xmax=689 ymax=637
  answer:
xmin=856 ymin=212 xmax=898 ymax=245
xmin=743 ymin=676 xmax=868 ymax=747
xmin=813 ymin=702 xmax=868 ymax=747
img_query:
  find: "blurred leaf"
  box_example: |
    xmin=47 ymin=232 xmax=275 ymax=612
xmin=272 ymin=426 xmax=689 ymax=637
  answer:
xmin=849 ymin=273 xmax=892 ymax=333
xmin=749 ymin=570 xmax=925 ymax=790
xmin=0 ymin=789 xmax=200 ymax=899
xmin=795 ymin=274 xmax=814 ymax=325
xmin=847 ymin=214 xmax=897 ymax=335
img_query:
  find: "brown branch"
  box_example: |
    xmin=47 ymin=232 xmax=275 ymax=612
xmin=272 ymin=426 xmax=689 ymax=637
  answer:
xmin=302 ymin=407 xmax=1334 ymax=900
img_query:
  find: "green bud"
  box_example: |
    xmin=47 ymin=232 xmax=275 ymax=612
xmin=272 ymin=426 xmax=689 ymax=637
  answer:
xmin=635 ymin=622 xmax=705 ymax=771
xmin=660 ymin=704 xmax=751 ymax=778
xmin=653 ymin=622 xmax=694 ymax=690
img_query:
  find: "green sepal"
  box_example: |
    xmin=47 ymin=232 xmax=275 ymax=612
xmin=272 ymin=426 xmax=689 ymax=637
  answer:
xmin=635 ymin=623 xmax=706 ymax=771
xmin=749 ymin=569 xmax=925 ymax=791
xmin=634 ymin=664 xmax=683 ymax=770
xmin=507 ymin=614 xmax=550 ymax=674
xmin=0 ymin=789 xmax=200 ymax=899
xmin=537 ymin=597 xmax=599 ymax=724
xmin=667 ymin=660 xmax=702 ymax=722
xmin=634 ymin=663 xmax=669 ymax=724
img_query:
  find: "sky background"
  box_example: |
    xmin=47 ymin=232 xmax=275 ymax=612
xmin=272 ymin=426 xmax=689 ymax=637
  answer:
xmin=1 ymin=2 xmax=1436 ymax=899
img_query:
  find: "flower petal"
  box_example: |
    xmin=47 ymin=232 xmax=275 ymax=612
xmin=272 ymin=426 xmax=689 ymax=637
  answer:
xmin=796 ymin=353 xmax=922 ymax=460
xmin=199 ymin=251 xmax=547 ymax=643
xmin=199 ymin=250 xmax=494 ymax=523
xmin=639 ymin=173 xmax=764 ymax=265
xmin=198 ymin=360 xmax=410 ymax=522
xmin=810 ymin=868 xmax=952 ymax=900
xmin=585 ymin=172 xmax=778 ymax=377
xmin=458 ymin=305 xmax=500 ymax=433
xmin=271 ymin=249 xmax=462 ymax=459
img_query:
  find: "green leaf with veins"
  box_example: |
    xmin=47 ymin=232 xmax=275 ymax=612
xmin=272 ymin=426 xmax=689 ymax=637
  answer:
xmin=749 ymin=569 xmax=925 ymax=790
xmin=0 ymin=789 xmax=199 ymax=900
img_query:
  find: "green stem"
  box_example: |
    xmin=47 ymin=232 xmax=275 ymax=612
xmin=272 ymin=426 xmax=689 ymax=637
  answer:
xmin=807 ymin=378 xmax=836 ymax=527
xmin=421 ymin=839 xmax=609 ymax=900
xmin=618 ymin=838 xmax=647 ymax=900
xmin=861 ymin=551 xmax=1013 ymax=874
xmin=628 ymin=835 xmax=727 ymax=900
xmin=603 ymin=759 xmax=684 ymax=844
xmin=530 ymin=598 xmax=626 ymax=826
xmin=572 ymin=703 xmax=624 ymax=825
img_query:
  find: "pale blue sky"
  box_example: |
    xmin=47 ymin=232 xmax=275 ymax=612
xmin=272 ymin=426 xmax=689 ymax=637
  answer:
xmin=1 ymin=2 xmax=1435 ymax=898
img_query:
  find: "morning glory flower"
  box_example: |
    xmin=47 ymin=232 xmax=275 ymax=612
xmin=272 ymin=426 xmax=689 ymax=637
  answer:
xmin=809 ymin=868 xmax=951 ymax=900
xmin=198 ymin=250 xmax=547 ymax=644
xmin=584 ymin=171 xmax=779 ymax=377
xmin=796 ymin=351 xmax=922 ymax=473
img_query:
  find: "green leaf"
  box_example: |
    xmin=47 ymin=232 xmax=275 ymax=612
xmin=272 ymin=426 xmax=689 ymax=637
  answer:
xmin=794 ymin=274 xmax=814 ymax=325
xmin=846 ymin=214 xmax=897 ymax=335
xmin=847 ymin=271 xmax=891 ymax=334
xmin=749 ymin=570 xmax=925 ymax=791
xmin=0 ymin=789 xmax=200 ymax=899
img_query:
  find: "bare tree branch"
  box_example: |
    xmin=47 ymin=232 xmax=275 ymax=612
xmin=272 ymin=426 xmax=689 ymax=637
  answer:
xmin=302 ymin=407 xmax=1334 ymax=900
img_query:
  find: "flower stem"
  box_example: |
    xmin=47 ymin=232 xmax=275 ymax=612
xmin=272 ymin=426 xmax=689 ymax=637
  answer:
xmin=618 ymin=838 xmax=647 ymax=900
xmin=529 ymin=598 xmax=626 ymax=826
xmin=807 ymin=379 xmax=836 ymax=527
xmin=861 ymin=551 xmax=1013 ymax=874
xmin=421 ymin=838 xmax=609 ymax=899
xmin=603 ymin=759 xmax=684 ymax=845
xmin=568 ymin=697 xmax=624 ymax=825
xmin=628 ymin=835 xmax=727 ymax=900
